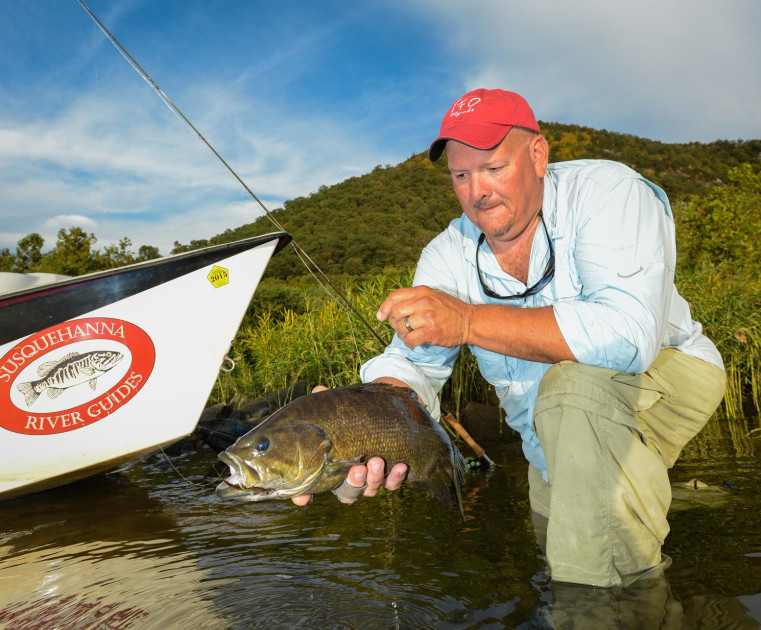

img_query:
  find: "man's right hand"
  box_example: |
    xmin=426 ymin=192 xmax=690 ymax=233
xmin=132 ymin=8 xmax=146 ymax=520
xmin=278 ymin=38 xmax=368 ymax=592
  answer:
xmin=291 ymin=384 xmax=409 ymax=505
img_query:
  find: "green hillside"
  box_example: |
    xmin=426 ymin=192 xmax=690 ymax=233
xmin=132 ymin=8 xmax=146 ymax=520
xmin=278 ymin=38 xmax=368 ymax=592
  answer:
xmin=172 ymin=121 xmax=761 ymax=281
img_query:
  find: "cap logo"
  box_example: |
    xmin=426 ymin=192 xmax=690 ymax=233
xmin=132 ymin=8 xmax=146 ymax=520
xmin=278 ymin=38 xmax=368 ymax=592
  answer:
xmin=449 ymin=97 xmax=481 ymax=118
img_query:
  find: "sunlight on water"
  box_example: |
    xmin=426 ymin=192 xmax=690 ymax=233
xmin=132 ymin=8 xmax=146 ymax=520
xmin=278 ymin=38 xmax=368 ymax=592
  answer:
xmin=1 ymin=416 xmax=759 ymax=629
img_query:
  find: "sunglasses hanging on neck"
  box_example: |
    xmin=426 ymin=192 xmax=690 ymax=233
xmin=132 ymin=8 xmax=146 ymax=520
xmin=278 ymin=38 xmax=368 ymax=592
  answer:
xmin=476 ymin=211 xmax=554 ymax=300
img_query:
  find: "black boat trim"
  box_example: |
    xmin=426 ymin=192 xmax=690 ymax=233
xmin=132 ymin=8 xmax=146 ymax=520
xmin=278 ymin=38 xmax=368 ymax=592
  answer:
xmin=0 ymin=232 xmax=291 ymax=346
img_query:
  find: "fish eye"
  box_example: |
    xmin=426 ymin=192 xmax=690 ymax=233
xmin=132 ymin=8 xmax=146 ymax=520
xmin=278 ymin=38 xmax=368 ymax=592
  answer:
xmin=256 ymin=438 xmax=270 ymax=452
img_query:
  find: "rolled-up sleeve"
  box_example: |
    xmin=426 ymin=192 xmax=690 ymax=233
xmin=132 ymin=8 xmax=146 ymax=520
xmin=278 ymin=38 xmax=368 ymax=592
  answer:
xmin=552 ymin=177 xmax=675 ymax=373
xmin=360 ymin=234 xmax=463 ymax=418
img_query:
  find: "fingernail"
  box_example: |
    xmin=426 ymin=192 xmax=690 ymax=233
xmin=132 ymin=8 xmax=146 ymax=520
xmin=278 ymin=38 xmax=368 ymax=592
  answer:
xmin=351 ymin=469 xmax=367 ymax=486
xmin=376 ymin=310 xmax=383 ymax=320
xmin=370 ymin=460 xmax=383 ymax=474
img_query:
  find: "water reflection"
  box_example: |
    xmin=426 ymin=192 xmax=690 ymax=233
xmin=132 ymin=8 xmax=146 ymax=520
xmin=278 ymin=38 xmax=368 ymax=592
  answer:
xmin=0 ymin=474 xmax=227 ymax=628
xmin=528 ymin=556 xmax=759 ymax=629
xmin=0 ymin=417 xmax=758 ymax=628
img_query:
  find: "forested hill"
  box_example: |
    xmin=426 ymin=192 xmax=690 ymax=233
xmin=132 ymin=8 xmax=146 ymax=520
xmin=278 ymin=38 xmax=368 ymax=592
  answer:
xmin=176 ymin=122 xmax=760 ymax=280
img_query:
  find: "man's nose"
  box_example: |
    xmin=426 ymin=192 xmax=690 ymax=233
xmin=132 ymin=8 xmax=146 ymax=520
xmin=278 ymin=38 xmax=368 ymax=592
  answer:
xmin=470 ymin=172 xmax=491 ymax=200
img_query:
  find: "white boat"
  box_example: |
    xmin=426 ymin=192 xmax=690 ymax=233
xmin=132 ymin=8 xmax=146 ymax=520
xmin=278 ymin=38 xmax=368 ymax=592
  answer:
xmin=0 ymin=232 xmax=290 ymax=500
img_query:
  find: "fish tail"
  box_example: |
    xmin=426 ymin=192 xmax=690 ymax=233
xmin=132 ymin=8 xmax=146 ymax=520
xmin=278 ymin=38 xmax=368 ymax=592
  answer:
xmin=16 ymin=381 xmax=40 ymax=407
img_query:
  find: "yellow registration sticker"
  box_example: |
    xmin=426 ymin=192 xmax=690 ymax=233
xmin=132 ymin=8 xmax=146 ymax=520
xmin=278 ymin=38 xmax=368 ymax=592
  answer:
xmin=207 ymin=265 xmax=229 ymax=288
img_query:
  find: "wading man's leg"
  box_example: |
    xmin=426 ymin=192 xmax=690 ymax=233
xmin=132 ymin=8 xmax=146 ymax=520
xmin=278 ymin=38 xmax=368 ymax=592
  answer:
xmin=529 ymin=349 xmax=726 ymax=587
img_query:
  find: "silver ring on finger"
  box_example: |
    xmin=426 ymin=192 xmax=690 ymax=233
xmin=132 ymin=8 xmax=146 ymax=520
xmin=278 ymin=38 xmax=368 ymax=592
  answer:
xmin=404 ymin=315 xmax=413 ymax=333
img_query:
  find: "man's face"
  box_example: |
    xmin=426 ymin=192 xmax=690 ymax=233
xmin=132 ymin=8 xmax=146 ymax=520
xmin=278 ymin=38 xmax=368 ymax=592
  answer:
xmin=446 ymin=129 xmax=548 ymax=244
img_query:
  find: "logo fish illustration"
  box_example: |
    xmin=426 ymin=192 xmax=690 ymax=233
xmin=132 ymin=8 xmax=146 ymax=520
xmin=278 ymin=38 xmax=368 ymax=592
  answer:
xmin=16 ymin=350 xmax=124 ymax=407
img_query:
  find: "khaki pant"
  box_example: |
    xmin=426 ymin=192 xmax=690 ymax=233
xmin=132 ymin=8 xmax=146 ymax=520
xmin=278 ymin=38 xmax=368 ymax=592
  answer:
xmin=529 ymin=348 xmax=726 ymax=587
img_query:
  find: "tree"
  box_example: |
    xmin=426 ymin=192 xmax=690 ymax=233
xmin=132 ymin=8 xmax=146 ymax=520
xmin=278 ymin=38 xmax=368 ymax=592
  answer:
xmin=41 ymin=228 xmax=99 ymax=276
xmin=99 ymin=237 xmax=136 ymax=269
xmin=14 ymin=233 xmax=44 ymax=272
xmin=171 ymin=239 xmax=209 ymax=254
xmin=676 ymin=163 xmax=761 ymax=270
xmin=137 ymin=245 xmax=161 ymax=261
xmin=0 ymin=247 xmax=15 ymax=272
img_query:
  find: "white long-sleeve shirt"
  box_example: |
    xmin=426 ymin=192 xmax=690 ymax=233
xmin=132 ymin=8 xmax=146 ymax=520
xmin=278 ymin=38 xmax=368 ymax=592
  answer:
xmin=361 ymin=159 xmax=722 ymax=476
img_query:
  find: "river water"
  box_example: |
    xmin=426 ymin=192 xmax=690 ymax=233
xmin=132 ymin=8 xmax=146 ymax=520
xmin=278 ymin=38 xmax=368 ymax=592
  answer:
xmin=1 ymin=415 xmax=760 ymax=629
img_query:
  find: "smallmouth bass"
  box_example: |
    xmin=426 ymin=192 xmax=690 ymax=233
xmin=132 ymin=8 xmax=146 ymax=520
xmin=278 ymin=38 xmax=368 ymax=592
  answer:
xmin=216 ymin=383 xmax=465 ymax=516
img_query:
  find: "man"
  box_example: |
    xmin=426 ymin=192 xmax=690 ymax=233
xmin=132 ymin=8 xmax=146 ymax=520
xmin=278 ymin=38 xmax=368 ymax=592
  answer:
xmin=296 ymin=88 xmax=726 ymax=588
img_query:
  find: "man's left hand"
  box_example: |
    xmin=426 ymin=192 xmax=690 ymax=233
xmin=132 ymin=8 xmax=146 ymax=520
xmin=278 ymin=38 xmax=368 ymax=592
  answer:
xmin=376 ymin=286 xmax=474 ymax=349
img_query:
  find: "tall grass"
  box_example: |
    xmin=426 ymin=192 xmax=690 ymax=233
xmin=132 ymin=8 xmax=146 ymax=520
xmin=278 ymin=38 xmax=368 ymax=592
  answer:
xmin=211 ymin=263 xmax=760 ymax=425
xmin=211 ymin=270 xmax=408 ymax=407
xmin=209 ymin=267 xmax=491 ymax=415
xmin=677 ymin=264 xmax=761 ymax=419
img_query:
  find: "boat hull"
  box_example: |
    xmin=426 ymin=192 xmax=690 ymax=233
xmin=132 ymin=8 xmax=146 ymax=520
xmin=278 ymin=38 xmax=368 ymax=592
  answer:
xmin=0 ymin=232 xmax=290 ymax=500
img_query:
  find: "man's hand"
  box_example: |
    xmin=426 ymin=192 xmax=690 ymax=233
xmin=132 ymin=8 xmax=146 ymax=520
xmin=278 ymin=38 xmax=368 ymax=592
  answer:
xmin=290 ymin=385 xmax=408 ymax=505
xmin=378 ymin=286 xmax=576 ymax=364
xmin=376 ymin=286 xmax=474 ymax=349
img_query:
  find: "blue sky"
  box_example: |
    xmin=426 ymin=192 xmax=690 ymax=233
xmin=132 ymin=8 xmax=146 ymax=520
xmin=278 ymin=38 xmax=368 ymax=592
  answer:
xmin=1 ymin=0 xmax=760 ymax=255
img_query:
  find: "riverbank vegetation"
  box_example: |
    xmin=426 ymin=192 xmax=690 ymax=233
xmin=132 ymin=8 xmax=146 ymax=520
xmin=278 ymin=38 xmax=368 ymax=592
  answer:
xmin=3 ymin=122 xmax=760 ymax=420
xmin=0 ymin=228 xmax=159 ymax=275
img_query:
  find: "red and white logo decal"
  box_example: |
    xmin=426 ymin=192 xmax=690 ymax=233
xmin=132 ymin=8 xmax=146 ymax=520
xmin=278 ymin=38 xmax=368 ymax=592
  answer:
xmin=450 ymin=96 xmax=481 ymax=118
xmin=0 ymin=318 xmax=155 ymax=435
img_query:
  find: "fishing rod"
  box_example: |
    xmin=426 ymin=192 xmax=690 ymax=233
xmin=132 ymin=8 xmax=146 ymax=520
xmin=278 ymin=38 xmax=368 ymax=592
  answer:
xmin=75 ymin=0 xmax=388 ymax=349
xmin=76 ymin=1 xmax=494 ymax=470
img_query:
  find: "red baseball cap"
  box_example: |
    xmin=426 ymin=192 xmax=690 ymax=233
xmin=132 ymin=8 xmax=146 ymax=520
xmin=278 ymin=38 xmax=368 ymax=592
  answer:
xmin=428 ymin=88 xmax=540 ymax=162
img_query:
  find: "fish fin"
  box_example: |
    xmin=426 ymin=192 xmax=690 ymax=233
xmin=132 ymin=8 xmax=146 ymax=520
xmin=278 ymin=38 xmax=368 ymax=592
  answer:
xmin=414 ymin=444 xmax=467 ymax=521
xmin=89 ymin=378 xmax=97 ymax=390
xmin=323 ymin=458 xmax=361 ymax=483
xmin=16 ymin=381 xmax=40 ymax=407
xmin=80 ymin=367 xmax=96 ymax=376
xmin=414 ymin=469 xmax=456 ymax=506
xmin=328 ymin=456 xmax=362 ymax=467
xmin=453 ymin=475 xmax=465 ymax=523
xmin=38 ymin=352 xmax=79 ymax=377
xmin=450 ymin=445 xmax=466 ymax=522
xmin=36 ymin=361 xmax=60 ymax=378
xmin=450 ymin=442 xmax=467 ymax=490
xmin=47 ymin=387 xmax=64 ymax=399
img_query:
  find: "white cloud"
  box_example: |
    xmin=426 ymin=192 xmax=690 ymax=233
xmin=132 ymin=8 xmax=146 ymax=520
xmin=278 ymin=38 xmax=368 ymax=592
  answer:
xmin=0 ymin=77 xmax=399 ymax=253
xmin=409 ymin=0 xmax=761 ymax=142
xmin=42 ymin=214 xmax=98 ymax=231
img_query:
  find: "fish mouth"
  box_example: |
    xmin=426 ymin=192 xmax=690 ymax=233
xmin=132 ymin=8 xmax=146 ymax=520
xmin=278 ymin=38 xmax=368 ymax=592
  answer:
xmin=215 ymin=452 xmax=274 ymax=502
xmin=215 ymin=474 xmax=275 ymax=502
xmin=215 ymin=450 xmax=328 ymax=502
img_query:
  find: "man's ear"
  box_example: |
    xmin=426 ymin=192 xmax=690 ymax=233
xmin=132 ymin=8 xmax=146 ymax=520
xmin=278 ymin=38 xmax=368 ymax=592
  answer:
xmin=530 ymin=134 xmax=549 ymax=178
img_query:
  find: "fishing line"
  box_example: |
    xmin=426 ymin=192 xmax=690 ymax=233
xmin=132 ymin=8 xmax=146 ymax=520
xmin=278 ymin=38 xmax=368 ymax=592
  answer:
xmin=75 ymin=0 xmax=389 ymax=350
xmin=91 ymin=21 xmax=99 ymax=83
xmin=159 ymin=446 xmax=229 ymax=488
